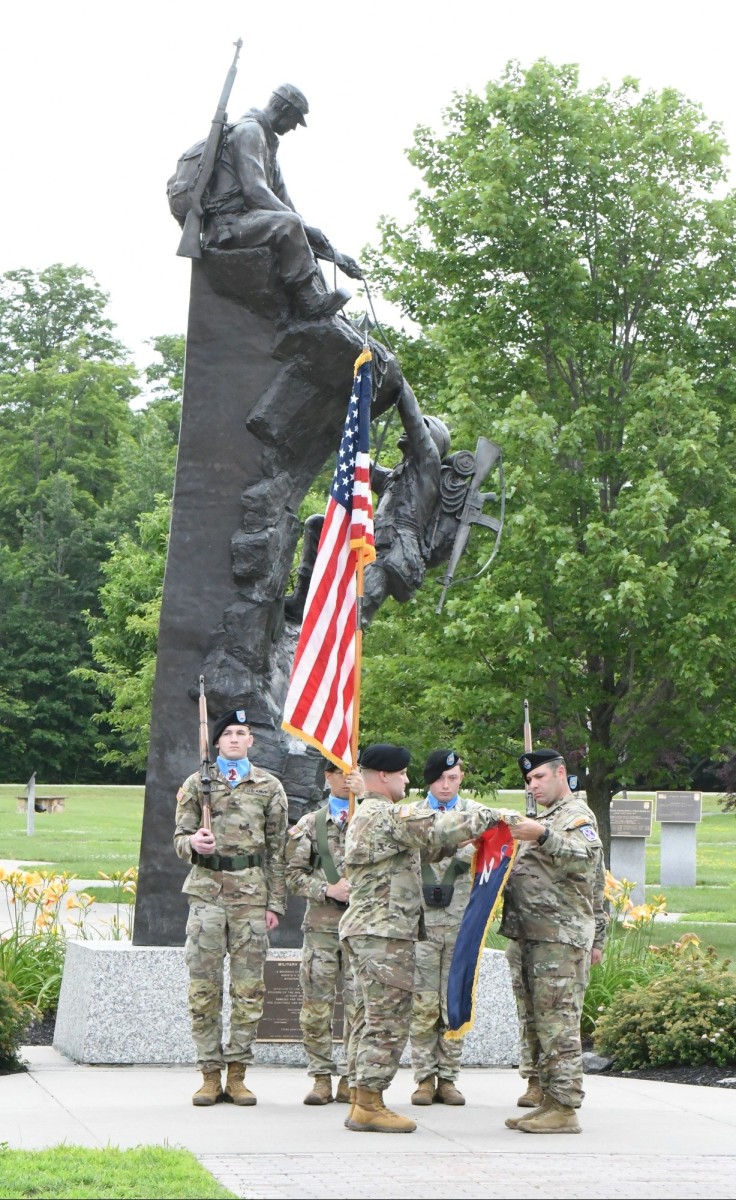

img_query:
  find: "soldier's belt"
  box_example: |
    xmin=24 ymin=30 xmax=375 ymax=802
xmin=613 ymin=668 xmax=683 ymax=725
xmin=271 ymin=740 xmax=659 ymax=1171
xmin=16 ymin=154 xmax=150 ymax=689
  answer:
xmin=191 ymin=851 xmax=262 ymax=871
xmin=422 ymin=883 xmax=455 ymax=909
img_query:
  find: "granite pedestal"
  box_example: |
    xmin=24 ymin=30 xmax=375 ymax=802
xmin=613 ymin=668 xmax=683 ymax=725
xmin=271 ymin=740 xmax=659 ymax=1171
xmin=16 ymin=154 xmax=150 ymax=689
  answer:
xmin=609 ymin=836 xmax=646 ymax=904
xmin=53 ymin=942 xmax=519 ymax=1068
xmin=660 ymin=822 xmax=697 ymax=887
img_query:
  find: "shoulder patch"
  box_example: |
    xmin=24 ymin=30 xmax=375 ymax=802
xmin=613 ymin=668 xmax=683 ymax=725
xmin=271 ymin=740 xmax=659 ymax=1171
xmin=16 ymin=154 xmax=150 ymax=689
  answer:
xmin=577 ymin=824 xmax=598 ymax=841
xmin=569 ymin=815 xmax=594 ymax=828
xmin=176 ymin=788 xmax=186 ymax=802
xmin=288 ymin=825 xmax=306 ymax=839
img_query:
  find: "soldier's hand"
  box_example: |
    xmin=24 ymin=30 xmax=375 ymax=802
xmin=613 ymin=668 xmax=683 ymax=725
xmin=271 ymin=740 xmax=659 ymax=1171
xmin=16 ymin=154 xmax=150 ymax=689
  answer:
xmin=327 ymin=878 xmax=350 ymax=903
xmin=265 ymin=909 xmax=280 ymax=932
xmin=591 ymin=947 xmax=603 ymax=965
xmin=493 ymin=808 xmax=525 ymax=828
xmin=509 ymin=817 xmax=547 ymax=842
xmin=345 ymin=769 xmax=365 ymax=798
xmin=335 ymin=253 xmax=363 ymax=280
xmin=190 ymin=827 xmax=216 ymax=854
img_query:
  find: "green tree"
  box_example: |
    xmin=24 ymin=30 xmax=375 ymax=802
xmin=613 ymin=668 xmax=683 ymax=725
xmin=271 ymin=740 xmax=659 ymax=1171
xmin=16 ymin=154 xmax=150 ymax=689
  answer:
xmin=365 ymin=61 xmax=736 ymax=843
xmin=0 ymin=265 xmax=139 ymax=781
xmin=81 ymin=496 xmax=171 ymax=772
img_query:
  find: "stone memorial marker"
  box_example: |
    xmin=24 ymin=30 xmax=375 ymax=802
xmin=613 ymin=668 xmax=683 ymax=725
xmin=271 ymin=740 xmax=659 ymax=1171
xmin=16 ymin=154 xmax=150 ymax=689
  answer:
xmin=656 ymin=791 xmax=702 ymax=887
xmin=609 ymin=795 xmax=653 ymax=904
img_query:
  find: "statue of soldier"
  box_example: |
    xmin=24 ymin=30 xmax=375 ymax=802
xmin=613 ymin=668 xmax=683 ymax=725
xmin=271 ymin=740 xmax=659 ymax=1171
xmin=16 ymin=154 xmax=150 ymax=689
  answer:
xmin=200 ymin=84 xmax=363 ymax=320
xmin=361 ymin=382 xmax=451 ymax=625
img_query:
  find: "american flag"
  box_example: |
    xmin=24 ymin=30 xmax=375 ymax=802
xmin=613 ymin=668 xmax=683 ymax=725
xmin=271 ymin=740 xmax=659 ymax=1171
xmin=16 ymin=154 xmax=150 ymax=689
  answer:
xmin=282 ymin=349 xmax=376 ymax=769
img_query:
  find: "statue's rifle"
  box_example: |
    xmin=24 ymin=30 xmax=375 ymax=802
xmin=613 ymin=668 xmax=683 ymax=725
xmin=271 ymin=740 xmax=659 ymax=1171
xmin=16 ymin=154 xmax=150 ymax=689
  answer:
xmin=198 ymin=675 xmax=212 ymax=832
xmin=177 ymin=38 xmax=243 ymax=259
xmin=523 ymin=699 xmax=537 ymax=818
xmin=435 ymin=437 xmax=505 ymax=614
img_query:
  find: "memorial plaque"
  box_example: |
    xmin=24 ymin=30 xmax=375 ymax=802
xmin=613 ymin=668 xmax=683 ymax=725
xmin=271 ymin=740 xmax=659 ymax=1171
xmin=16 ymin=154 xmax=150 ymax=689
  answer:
xmin=609 ymin=797 xmax=653 ymax=838
xmin=655 ymin=791 xmax=702 ymax=823
xmin=258 ymin=957 xmax=344 ymax=1042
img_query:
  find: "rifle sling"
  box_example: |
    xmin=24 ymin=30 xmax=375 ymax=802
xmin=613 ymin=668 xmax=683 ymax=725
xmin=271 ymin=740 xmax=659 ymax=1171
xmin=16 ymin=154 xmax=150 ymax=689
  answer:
xmin=314 ymin=806 xmax=342 ymax=887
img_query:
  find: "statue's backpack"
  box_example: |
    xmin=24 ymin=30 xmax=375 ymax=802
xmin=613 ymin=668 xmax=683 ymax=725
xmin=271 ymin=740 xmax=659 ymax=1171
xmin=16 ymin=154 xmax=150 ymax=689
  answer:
xmin=166 ymin=132 xmax=230 ymax=227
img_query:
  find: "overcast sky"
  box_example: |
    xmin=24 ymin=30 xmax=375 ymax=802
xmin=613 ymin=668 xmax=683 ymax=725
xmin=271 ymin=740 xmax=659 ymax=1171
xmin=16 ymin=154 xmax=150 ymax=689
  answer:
xmin=1 ymin=0 xmax=735 ymax=373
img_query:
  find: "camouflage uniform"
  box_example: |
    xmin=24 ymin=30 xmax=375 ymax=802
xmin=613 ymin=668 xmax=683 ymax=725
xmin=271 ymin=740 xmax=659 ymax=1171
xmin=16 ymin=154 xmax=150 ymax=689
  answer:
xmin=499 ymin=794 xmax=607 ymax=1109
xmin=285 ymin=807 xmax=356 ymax=1079
xmin=410 ymin=796 xmax=475 ymax=1085
xmin=174 ymin=762 xmax=288 ymax=1071
xmin=339 ymin=792 xmax=504 ymax=1094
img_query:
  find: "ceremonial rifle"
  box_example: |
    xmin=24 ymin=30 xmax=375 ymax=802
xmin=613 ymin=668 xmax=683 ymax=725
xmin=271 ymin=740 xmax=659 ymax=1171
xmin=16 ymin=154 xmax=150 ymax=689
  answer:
xmin=199 ymin=675 xmax=212 ymax=832
xmin=177 ymin=38 xmax=243 ymax=259
xmin=523 ymin=699 xmax=537 ymax=818
xmin=435 ymin=437 xmax=505 ymax=614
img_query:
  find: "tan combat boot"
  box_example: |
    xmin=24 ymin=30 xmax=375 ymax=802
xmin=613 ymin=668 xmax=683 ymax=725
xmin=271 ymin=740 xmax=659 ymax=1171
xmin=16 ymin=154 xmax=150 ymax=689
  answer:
xmin=517 ymin=1077 xmax=544 ymax=1107
xmin=505 ymin=1093 xmax=550 ymax=1129
xmin=410 ymin=1075 xmax=436 ymax=1106
xmin=303 ymin=1074 xmax=333 ymax=1105
xmin=192 ymin=1069 xmax=223 ymax=1106
xmin=343 ymin=1086 xmax=357 ymax=1127
xmin=347 ymin=1086 xmax=416 ymax=1133
xmin=335 ymin=1076 xmax=350 ymax=1103
xmin=516 ymin=1098 xmax=581 ymax=1134
xmin=224 ymin=1062 xmax=257 ymax=1106
xmin=435 ymin=1078 xmax=465 ymax=1105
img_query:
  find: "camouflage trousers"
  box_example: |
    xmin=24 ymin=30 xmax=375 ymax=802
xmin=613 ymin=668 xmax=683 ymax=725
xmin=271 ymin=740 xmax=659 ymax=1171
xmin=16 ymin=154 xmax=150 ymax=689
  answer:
xmin=410 ymin=921 xmax=464 ymax=1083
xmin=185 ymin=897 xmax=268 ymax=1071
xmin=300 ymin=928 xmax=356 ymax=1078
xmin=342 ymin=935 xmax=414 ymax=1092
xmin=506 ymin=939 xmax=590 ymax=1108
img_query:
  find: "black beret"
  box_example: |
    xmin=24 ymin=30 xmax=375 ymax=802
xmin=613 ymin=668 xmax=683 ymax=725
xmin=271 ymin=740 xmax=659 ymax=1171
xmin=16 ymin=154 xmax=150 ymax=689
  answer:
xmin=518 ymin=748 xmax=564 ymax=780
xmin=359 ymin=743 xmax=411 ymax=772
xmin=322 ymin=757 xmax=341 ymax=774
xmin=212 ymin=709 xmax=251 ymax=745
xmin=423 ymin=748 xmax=462 ymax=786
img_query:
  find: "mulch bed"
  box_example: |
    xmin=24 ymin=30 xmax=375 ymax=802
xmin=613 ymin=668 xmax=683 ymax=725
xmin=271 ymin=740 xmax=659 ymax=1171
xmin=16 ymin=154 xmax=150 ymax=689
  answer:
xmin=606 ymin=1063 xmax=736 ymax=1088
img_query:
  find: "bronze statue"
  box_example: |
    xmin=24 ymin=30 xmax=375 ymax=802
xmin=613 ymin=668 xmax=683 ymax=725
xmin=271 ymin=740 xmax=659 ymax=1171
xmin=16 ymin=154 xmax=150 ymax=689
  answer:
xmin=168 ymin=82 xmax=362 ymax=320
xmin=284 ymin=381 xmax=504 ymax=627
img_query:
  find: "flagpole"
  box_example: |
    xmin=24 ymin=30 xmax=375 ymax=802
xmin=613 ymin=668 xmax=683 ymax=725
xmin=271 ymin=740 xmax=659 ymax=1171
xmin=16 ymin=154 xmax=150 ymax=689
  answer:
xmin=348 ymin=551 xmax=365 ymax=821
xmin=348 ymin=325 xmax=373 ymax=821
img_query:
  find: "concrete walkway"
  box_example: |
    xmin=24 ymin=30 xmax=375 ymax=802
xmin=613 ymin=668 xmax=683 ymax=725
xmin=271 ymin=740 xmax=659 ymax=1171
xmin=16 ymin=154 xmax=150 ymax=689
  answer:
xmin=4 ymin=1048 xmax=736 ymax=1199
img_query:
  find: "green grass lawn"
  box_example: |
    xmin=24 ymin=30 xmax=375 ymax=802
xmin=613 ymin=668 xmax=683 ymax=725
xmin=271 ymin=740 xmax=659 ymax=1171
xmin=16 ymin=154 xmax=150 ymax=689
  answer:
xmin=1 ymin=781 xmax=734 ymax=964
xmin=485 ymin=789 xmax=736 ymax=969
xmin=0 ymin=785 xmax=143 ymax=877
xmin=0 ymin=1145 xmax=234 ymax=1199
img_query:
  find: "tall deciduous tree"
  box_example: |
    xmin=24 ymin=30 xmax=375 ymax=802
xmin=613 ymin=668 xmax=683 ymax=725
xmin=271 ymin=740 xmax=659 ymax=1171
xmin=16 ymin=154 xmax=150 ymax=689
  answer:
xmin=366 ymin=61 xmax=736 ymax=844
xmin=0 ymin=265 xmax=138 ymax=780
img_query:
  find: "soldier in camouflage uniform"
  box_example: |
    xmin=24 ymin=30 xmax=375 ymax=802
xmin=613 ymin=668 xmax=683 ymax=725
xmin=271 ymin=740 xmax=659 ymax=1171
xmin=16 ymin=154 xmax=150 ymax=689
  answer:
xmin=410 ymin=749 xmax=475 ymax=1107
xmin=339 ymin=743 xmax=518 ymax=1134
xmin=174 ymin=708 xmax=288 ymax=1108
xmin=286 ymin=760 xmax=364 ymax=1106
xmin=500 ymin=748 xmax=607 ymax=1135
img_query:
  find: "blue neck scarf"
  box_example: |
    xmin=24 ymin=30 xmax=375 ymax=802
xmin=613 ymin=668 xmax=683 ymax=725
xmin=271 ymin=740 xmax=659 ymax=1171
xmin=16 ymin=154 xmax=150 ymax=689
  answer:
xmin=428 ymin=791 xmax=458 ymax=811
xmin=217 ymin=755 xmax=251 ymax=787
xmin=329 ymin=794 xmax=349 ymax=825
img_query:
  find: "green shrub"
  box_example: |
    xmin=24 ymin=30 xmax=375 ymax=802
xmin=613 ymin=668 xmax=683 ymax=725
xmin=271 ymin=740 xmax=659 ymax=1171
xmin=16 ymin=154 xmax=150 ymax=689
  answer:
xmin=595 ymin=942 xmax=736 ymax=1069
xmin=0 ymin=932 xmax=65 ymax=1012
xmin=0 ymin=977 xmax=32 ymax=1072
xmin=582 ymin=874 xmax=672 ymax=1036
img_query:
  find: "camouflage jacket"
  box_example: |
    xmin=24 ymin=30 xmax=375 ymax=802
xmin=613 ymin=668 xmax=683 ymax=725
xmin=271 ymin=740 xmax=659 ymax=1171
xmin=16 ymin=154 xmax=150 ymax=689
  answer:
xmin=413 ymin=796 xmax=476 ymax=928
xmin=338 ymin=791 xmax=503 ymax=943
xmin=285 ymin=805 xmax=348 ymax=933
xmin=173 ymin=762 xmax=288 ymax=914
xmin=499 ymin=794 xmax=607 ymax=950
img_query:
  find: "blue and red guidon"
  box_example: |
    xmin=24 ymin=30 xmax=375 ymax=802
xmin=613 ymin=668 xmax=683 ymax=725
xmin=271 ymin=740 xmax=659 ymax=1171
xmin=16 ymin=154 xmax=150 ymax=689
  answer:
xmin=282 ymin=349 xmax=376 ymax=770
xmin=446 ymin=822 xmax=516 ymax=1037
